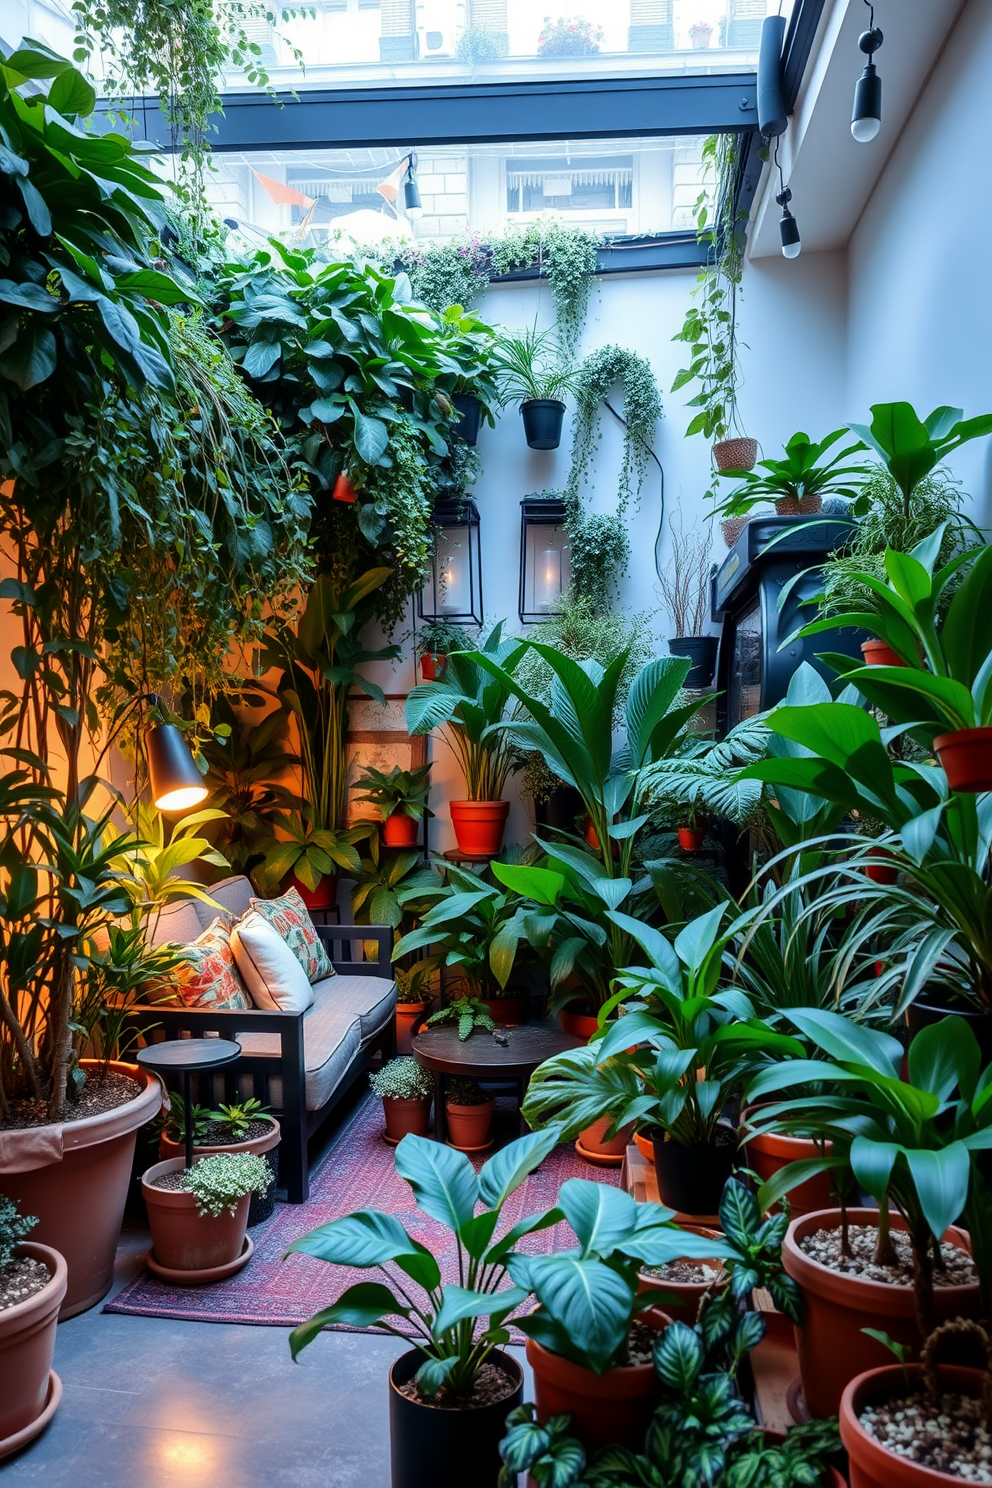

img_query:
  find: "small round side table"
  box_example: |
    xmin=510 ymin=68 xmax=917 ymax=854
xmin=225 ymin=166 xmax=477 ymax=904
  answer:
xmin=136 ymin=1038 xmax=241 ymax=1169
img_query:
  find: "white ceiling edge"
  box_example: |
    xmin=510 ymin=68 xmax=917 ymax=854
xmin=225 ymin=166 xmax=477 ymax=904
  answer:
xmin=749 ymin=0 xmax=966 ymax=259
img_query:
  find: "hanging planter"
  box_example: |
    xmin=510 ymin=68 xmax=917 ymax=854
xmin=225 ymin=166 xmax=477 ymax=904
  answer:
xmin=713 ymin=436 xmax=758 ymax=472
xmin=521 ymin=399 xmax=565 ymax=450
xmin=934 ymin=726 xmax=992 ymax=793
xmin=452 ymin=394 xmax=482 ymax=446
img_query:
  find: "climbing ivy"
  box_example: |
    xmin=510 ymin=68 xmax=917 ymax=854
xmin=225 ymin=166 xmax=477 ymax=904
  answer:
xmin=565 ymin=345 xmax=663 ymax=515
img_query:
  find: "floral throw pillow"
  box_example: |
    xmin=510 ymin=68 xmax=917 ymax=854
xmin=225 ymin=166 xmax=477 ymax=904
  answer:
xmin=248 ymin=888 xmax=335 ymax=985
xmin=169 ymin=918 xmax=252 ymax=1011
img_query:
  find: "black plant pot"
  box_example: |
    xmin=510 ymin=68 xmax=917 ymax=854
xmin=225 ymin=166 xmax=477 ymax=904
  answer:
xmin=521 ymin=399 xmax=565 ymax=450
xmin=652 ymin=1125 xmax=736 ymax=1217
xmin=533 ymin=783 xmax=584 ymax=835
xmin=906 ymin=995 xmax=992 ymax=1064
xmin=453 ymin=394 xmax=482 ymax=446
xmin=248 ymin=1142 xmax=279 ymax=1227
xmin=389 ymin=1348 xmax=523 ymax=1488
xmin=668 ymin=635 xmax=719 ymax=689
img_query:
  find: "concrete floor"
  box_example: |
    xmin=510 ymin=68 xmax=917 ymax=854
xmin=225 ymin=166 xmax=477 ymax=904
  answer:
xmin=3 ymin=1092 xmax=530 ymax=1487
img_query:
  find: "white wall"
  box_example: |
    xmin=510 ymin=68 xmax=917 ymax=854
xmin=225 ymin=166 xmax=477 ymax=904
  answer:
xmin=847 ymin=0 xmax=992 ymax=528
xmin=367 ymin=249 xmax=849 ymax=854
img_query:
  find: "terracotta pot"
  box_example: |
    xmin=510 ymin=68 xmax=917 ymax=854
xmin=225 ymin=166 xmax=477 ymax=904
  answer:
xmin=934 ymin=726 xmax=992 ymax=793
xmin=382 ymin=1095 xmax=432 ymax=1144
xmin=653 ymin=1126 xmax=736 ymax=1216
xmin=840 ymin=1363 xmax=981 ymax=1488
xmin=445 ymin=1098 xmax=495 ymax=1150
xmin=479 ymin=994 xmax=530 ymax=1027
xmin=449 ymin=799 xmax=509 ymax=856
xmin=291 ymin=872 xmax=338 ymax=910
xmin=721 ymin=515 xmax=749 ymax=548
xmin=861 ymin=638 xmax=907 ymax=668
xmin=678 ymin=824 xmax=707 ymax=851
xmin=332 ymin=470 xmax=356 ymax=503
xmin=775 ymin=495 xmax=801 ymax=515
xmin=420 ymin=652 xmax=445 ymax=681
xmin=863 ymin=846 xmax=899 ymax=885
xmin=558 ymin=1007 xmax=601 ymax=1042
xmin=383 ymin=812 xmax=419 ymax=848
xmin=579 ymin=1115 xmax=633 ymax=1159
xmin=739 ymin=1110 xmax=834 ymax=1217
xmin=713 ymin=437 xmax=758 ymax=472
xmin=633 ymin=1128 xmax=654 ymax=1163
xmin=142 ymin=1156 xmax=251 ymax=1276
xmin=0 ymin=1059 xmax=162 ymax=1318
xmin=526 ymin=1306 xmax=671 ymax=1455
xmin=638 ymin=1225 xmax=722 ymax=1323
xmin=396 ymin=1001 xmax=428 ymax=1055
xmin=782 ymin=1207 xmax=979 ymax=1419
xmin=159 ymin=1117 xmax=280 ymax=1227
xmin=0 ymin=1242 xmax=66 ymax=1458
xmin=389 ymin=1346 xmax=522 ymax=1488
xmin=584 ymin=816 xmax=601 ymax=851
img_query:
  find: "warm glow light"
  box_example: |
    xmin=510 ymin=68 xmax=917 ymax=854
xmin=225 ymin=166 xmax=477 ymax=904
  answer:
xmin=158 ymin=1434 xmax=218 ymax=1479
xmin=438 ymin=540 xmax=467 ymax=612
xmin=153 ymin=785 xmax=209 ymax=812
xmin=537 ymin=547 xmax=562 ymax=609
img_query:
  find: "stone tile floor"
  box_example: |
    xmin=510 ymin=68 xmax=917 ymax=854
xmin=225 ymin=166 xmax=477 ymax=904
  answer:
xmin=4 ymin=1088 xmax=530 ymax=1487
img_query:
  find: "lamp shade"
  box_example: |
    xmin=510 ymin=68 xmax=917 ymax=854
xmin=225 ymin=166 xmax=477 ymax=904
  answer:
xmin=145 ymin=723 xmax=208 ymax=812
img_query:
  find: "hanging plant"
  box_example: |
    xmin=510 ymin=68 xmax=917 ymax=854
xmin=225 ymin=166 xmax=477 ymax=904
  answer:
xmin=565 ymin=344 xmax=663 ymax=515
xmin=399 ymin=237 xmax=490 ymax=314
xmin=489 ymin=221 xmax=600 ymax=353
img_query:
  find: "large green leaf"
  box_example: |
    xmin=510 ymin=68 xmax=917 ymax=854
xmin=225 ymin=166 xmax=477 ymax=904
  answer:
xmin=286 ymin=1209 xmax=421 ymax=1270
xmin=653 ymin=1320 xmax=704 ymax=1391
xmin=904 ymin=1143 xmax=971 ymax=1242
xmin=394 ymin=1132 xmax=479 ymax=1231
xmin=908 ymin=1016 xmax=980 ymax=1104
xmin=432 ymin=1283 xmax=528 ymax=1338
xmin=288 ymin=1282 xmax=404 ymax=1358
xmin=516 ymin=1254 xmax=634 ymax=1374
xmin=557 ymin=1179 xmax=637 ymax=1258
xmin=787 ymin=1008 xmax=903 ymax=1077
xmin=478 ymin=1126 xmax=562 ymax=1209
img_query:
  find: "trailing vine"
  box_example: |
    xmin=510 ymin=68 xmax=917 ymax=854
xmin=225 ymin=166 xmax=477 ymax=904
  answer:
xmin=399 ymin=237 xmax=490 ymax=314
xmin=565 ymin=345 xmax=663 ymax=514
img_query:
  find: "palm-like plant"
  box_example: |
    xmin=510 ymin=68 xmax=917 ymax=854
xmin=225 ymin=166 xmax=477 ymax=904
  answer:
xmin=713 ymin=428 xmax=872 ymax=517
xmin=641 ymin=714 xmax=769 ymax=833
xmin=493 ymin=324 xmax=575 ymax=405
xmin=405 ymin=623 xmax=527 ymax=801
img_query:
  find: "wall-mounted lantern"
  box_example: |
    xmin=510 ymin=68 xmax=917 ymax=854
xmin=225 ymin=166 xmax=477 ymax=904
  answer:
xmin=418 ymin=498 xmax=483 ymax=625
xmin=519 ymin=496 xmax=571 ymax=624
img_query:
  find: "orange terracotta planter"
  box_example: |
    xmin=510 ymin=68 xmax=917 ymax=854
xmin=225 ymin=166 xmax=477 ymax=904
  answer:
xmin=291 ymin=872 xmax=338 ymax=910
xmin=558 ymin=1007 xmax=601 ymax=1042
xmin=861 ymin=638 xmax=907 ymax=668
xmin=638 ymin=1225 xmax=723 ymax=1324
xmin=332 ymin=470 xmax=356 ymax=503
xmin=445 ymin=1098 xmax=494 ymax=1151
xmin=396 ymin=1002 xmax=428 ymax=1055
xmin=783 ymin=1207 xmax=978 ymax=1419
xmin=578 ymin=1116 xmax=633 ymax=1160
xmin=526 ymin=1306 xmax=671 ymax=1456
xmin=633 ymin=1129 xmax=654 ymax=1163
xmin=381 ymin=1096 xmax=432 ymax=1144
xmin=160 ymin=1117 xmax=280 ymax=1165
xmin=480 ymin=994 xmax=530 ymax=1027
xmin=142 ymin=1157 xmax=251 ymax=1277
xmin=0 ymin=1060 xmax=162 ymax=1318
xmin=934 ymin=726 xmax=992 ymax=793
xmin=449 ymin=799 xmax=509 ymax=856
xmin=678 ymin=825 xmax=707 ymax=851
xmin=863 ymin=846 xmax=899 ymax=885
xmin=840 ymin=1364 xmax=981 ymax=1488
xmin=739 ymin=1109 xmax=834 ymax=1217
xmin=0 ymin=1242 xmax=66 ymax=1459
xmin=420 ymin=652 xmax=445 ymax=681
xmin=383 ymin=812 xmax=419 ymax=848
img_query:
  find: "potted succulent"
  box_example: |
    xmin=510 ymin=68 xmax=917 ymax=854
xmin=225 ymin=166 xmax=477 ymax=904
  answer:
xmin=285 ymin=1128 xmax=566 ymax=1488
xmin=353 ymin=763 xmax=432 ymax=848
xmin=142 ymin=1151 xmax=272 ymax=1283
xmin=405 ymin=623 xmax=526 ymax=856
xmin=0 ymin=1197 xmax=66 ymax=1460
xmin=417 ymin=618 xmax=470 ymax=681
xmin=746 ymin=1008 xmax=986 ymax=1419
xmin=712 ymin=427 xmax=871 ymax=519
xmin=444 ymin=1077 xmax=495 ymax=1151
xmin=493 ymin=324 xmax=575 ymax=450
xmin=369 ymin=1058 xmax=434 ymax=1144
xmin=659 ymin=514 xmax=718 ymax=688
xmin=157 ymin=1095 xmax=281 ymax=1226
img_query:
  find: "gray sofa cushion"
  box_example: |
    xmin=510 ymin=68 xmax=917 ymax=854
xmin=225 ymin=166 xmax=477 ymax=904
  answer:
xmin=325 ymin=974 xmax=397 ymax=1044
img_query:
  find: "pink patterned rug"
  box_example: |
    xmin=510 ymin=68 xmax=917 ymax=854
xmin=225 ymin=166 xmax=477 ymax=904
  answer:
xmin=105 ymin=1096 xmax=618 ymax=1331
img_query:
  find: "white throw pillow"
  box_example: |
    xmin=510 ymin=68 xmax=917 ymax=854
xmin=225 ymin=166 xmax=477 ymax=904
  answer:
xmin=231 ymin=911 xmax=316 ymax=1014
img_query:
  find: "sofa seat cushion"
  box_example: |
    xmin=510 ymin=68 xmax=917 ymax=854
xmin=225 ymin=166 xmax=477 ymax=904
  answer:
xmin=323 ymin=975 xmax=397 ymax=1045
xmin=234 ymin=988 xmax=362 ymax=1112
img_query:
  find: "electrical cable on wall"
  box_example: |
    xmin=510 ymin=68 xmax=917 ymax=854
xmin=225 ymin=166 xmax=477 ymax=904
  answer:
xmin=602 ymin=398 xmax=666 ymax=583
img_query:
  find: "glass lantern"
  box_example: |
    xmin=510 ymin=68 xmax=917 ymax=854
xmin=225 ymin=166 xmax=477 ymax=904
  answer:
xmin=519 ymin=496 xmax=571 ymax=623
xmin=418 ymin=498 xmax=483 ymax=625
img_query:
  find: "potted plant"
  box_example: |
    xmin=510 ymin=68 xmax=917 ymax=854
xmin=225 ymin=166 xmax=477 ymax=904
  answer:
xmin=0 ymin=1196 xmax=66 ymax=1460
xmin=659 ymin=513 xmax=718 ymax=688
xmin=689 ymin=19 xmax=713 ymax=47
xmin=393 ymin=964 xmax=435 ymax=1055
xmin=444 ymin=1078 xmax=495 ymax=1151
xmin=641 ymin=712 xmax=770 ymax=850
xmin=746 ymin=1008 xmax=986 ymax=1418
xmin=536 ymin=17 xmax=604 ymax=56
xmin=142 ymin=1151 xmax=271 ymax=1282
xmin=417 ymin=618 xmax=471 ymax=681
xmin=354 ymin=763 xmax=432 ymax=848
xmin=157 ymin=1096 xmax=281 ymax=1226
xmin=713 ymin=427 xmax=871 ymax=520
xmin=676 ymin=808 xmax=709 ymax=852
xmin=369 ymin=1057 xmax=434 ymax=1144
xmin=285 ymin=1128 xmax=564 ymax=1488
xmin=493 ymin=324 xmax=575 ymax=450
xmin=393 ymin=864 xmax=540 ymax=1025
xmin=437 ymin=307 xmax=500 ymax=448
xmin=423 ymin=995 xmax=497 ymax=1040
xmin=522 ymin=1044 xmax=639 ymax=1165
xmin=405 ymin=623 xmax=526 ymax=856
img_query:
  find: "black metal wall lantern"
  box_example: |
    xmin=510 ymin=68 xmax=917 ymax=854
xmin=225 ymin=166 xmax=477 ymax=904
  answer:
xmin=418 ymin=498 xmax=484 ymax=625
xmin=519 ymin=496 xmax=571 ymax=624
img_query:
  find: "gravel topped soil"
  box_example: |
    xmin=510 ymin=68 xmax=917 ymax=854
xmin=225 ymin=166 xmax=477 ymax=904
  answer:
xmin=0 ymin=1256 xmax=50 ymax=1313
xmin=800 ymin=1224 xmax=977 ymax=1287
xmin=399 ymin=1360 xmax=517 ymax=1410
xmin=150 ymin=1171 xmax=188 ymax=1191
xmin=623 ymin=1317 xmax=663 ymax=1366
xmin=1 ymin=1070 xmax=142 ymax=1130
xmin=860 ymin=1389 xmax=992 ymax=1481
xmin=167 ymin=1118 xmax=274 ymax=1148
xmin=642 ymin=1258 xmax=724 ymax=1285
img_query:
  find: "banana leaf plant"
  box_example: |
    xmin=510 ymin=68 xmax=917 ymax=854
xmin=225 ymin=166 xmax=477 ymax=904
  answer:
xmin=712 ymin=427 xmax=872 ymax=518
xmin=847 ymin=402 xmax=992 ymax=523
xmin=746 ymin=1008 xmax=992 ymax=1329
xmin=404 ymin=623 xmax=527 ymax=801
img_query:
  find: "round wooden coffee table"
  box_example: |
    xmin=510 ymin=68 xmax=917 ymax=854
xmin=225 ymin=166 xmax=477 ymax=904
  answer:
xmin=411 ymin=1021 xmax=583 ymax=1144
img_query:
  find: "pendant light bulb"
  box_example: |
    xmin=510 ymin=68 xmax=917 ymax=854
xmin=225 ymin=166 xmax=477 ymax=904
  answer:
xmin=403 ymin=155 xmax=423 ymax=220
xmin=852 ymin=23 xmax=883 ymax=142
xmin=776 ymin=187 xmax=801 ymax=259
